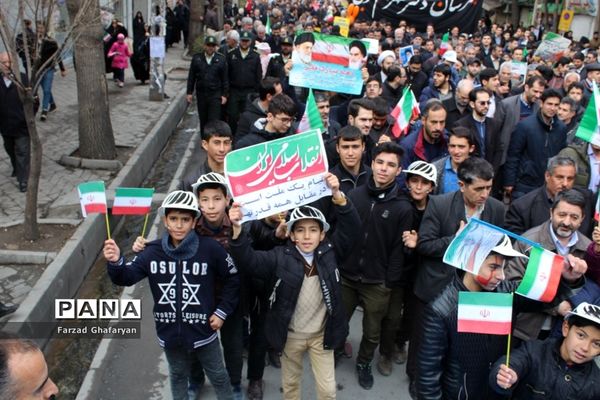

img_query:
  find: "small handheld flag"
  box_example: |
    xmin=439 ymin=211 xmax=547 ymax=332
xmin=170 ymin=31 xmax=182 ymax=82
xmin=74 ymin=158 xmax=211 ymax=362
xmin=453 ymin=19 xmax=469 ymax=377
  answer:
xmin=575 ymin=81 xmax=600 ymax=146
xmin=297 ymin=88 xmax=325 ymax=134
xmin=78 ymin=181 xmax=107 ymax=217
xmin=390 ymin=87 xmax=419 ymax=138
xmin=112 ymin=188 xmax=154 ymax=215
xmin=438 ymin=32 xmax=450 ymax=56
xmin=595 ymin=191 xmax=600 ymax=222
xmin=516 ymin=246 xmax=563 ymax=302
xmin=457 ymin=291 xmax=513 ymax=335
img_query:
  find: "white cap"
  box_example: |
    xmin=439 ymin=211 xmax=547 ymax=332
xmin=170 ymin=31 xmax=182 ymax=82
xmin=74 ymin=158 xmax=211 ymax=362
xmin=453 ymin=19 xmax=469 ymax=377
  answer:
xmin=566 ymin=302 xmax=600 ymax=325
xmin=490 ymin=235 xmax=526 ymax=258
xmin=442 ymin=50 xmax=458 ymax=63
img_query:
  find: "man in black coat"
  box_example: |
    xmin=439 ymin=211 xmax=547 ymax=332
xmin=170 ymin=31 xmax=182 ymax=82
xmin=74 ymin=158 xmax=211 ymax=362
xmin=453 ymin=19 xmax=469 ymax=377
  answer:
xmin=186 ymin=36 xmax=228 ymax=131
xmin=0 ymin=52 xmax=30 ymax=193
xmin=504 ymin=155 xmax=594 ymax=237
xmin=406 ymin=157 xmax=505 ymax=394
xmin=453 ymin=87 xmax=503 ymax=173
xmin=226 ymin=31 xmax=262 ymax=133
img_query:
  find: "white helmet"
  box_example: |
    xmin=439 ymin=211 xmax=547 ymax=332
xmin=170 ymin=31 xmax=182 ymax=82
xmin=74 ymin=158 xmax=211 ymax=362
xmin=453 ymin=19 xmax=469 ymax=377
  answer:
xmin=191 ymin=172 xmax=228 ymax=197
xmin=404 ymin=160 xmax=437 ymax=185
xmin=566 ymin=302 xmax=600 ymax=325
xmin=159 ymin=190 xmax=200 ymax=218
xmin=286 ymin=206 xmax=330 ymax=232
xmin=491 ymin=235 xmax=526 ymax=258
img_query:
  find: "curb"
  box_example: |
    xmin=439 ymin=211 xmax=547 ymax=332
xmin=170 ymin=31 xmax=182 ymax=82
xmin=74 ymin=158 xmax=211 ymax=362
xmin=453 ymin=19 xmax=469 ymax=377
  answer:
xmin=0 ymin=251 xmax=57 ymax=264
xmin=5 ymin=87 xmax=189 ymax=345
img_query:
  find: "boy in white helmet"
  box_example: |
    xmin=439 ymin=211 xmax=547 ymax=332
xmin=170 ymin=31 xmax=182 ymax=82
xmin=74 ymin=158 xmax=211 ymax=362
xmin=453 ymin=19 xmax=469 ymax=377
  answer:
xmin=103 ymin=190 xmax=239 ymax=400
xmin=228 ymin=173 xmax=361 ymax=400
xmin=490 ymin=302 xmax=600 ymax=399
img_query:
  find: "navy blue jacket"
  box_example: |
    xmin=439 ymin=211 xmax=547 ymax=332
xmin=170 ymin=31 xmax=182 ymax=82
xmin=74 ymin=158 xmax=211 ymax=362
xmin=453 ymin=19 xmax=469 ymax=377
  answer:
xmin=503 ymin=111 xmax=567 ymax=194
xmin=107 ymin=232 xmax=240 ymax=350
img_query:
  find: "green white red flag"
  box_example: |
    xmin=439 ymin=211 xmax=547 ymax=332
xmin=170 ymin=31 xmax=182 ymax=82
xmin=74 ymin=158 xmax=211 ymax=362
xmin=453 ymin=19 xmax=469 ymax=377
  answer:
xmin=575 ymin=81 xmax=600 ymax=146
xmin=311 ymin=32 xmax=354 ymax=66
xmin=457 ymin=291 xmax=513 ymax=335
xmin=390 ymin=87 xmax=419 ymax=138
xmin=78 ymin=181 xmax=107 ymax=217
xmin=439 ymin=32 xmax=450 ymax=56
xmin=516 ymin=246 xmax=563 ymax=302
xmin=297 ymin=88 xmax=325 ymax=134
xmin=112 ymin=187 xmax=155 ymax=215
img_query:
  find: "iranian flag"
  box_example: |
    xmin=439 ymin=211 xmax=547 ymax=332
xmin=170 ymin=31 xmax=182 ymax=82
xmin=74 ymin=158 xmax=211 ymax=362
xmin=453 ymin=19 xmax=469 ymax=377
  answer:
xmin=575 ymin=82 xmax=600 ymax=146
xmin=438 ymin=32 xmax=450 ymax=56
xmin=297 ymin=88 xmax=325 ymax=134
xmin=457 ymin=291 xmax=513 ymax=335
xmin=78 ymin=181 xmax=107 ymax=217
xmin=112 ymin=187 xmax=155 ymax=215
xmin=311 ymin=32 xmax=353 ymax=66
xmin=516 ymin=246 xmax=563 ymax=302
xmin=390 ymin=87 xmax=419 ymax=138
xmin=595 ymin=192 xmax=600 ymax=221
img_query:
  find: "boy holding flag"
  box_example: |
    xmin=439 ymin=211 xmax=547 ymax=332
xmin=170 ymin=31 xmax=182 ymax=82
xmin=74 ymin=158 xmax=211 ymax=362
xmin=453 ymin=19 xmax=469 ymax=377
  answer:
xmin=417 ymin=231 xmax=586 ymax=400
xmin=490 ymin=302 xmax=600 ymax=399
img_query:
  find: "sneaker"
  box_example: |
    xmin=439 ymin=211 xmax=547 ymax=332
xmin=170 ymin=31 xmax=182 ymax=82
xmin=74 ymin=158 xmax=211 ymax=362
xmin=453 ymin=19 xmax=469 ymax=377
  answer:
xmin=393 ymin=344 xmax=408 ymax=365
xmin=0 ymin=302 xmax=17 ymax=318
xmin=377 ymin=355 xmax=393 ymax=376
xmin=118 ymin=82 xmax=124 ymax=88
xmin=40 ymin=111 xmax=47 ymax=121
xmin=49 ymin=102 xmax=57 ymax=112
xmin=247 ymin=379 xmax=263 ymax=400
xmin=356 ymin=363 xmax=374 ymax=390
xmin=232 ymin=384 xmax=244 ymax=400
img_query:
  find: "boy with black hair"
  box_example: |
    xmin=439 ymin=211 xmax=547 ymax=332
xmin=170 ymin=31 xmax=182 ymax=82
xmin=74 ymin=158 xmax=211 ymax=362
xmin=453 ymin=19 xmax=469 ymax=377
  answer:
xmin=228 ymin=173 xmax=361 ymax=399
xmin=104 ymin=190 xmax=239 ymax=400
xmin=236 ymin=93 xmax=296 ymax=149
xmin=180 ymin=120 xmax=233 ymax=191
xmin=330 ymin=126 xmax=371 ymax=193
xmin=236 ymin=77 xmax=282 ymax=138
xmin=340 ymin=141 xmax=414 ymax=390
xmin=490 ymin=302 xmax=600 ymax=399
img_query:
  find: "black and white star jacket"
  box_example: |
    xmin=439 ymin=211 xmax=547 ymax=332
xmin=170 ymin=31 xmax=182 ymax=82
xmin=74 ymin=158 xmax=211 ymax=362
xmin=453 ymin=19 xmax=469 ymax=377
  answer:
xmin=107 ymin=231 xmax=240 ymax=350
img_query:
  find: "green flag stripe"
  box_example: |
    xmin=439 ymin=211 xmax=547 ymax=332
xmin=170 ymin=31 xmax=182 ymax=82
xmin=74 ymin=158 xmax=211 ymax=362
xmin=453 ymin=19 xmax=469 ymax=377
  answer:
xmin=517 ymin=246 xmax=542 ymax=294
xmin=79 ymin=181 xmax=105 ymax=194
xmin=401 ymin=88 xmax=415 ymax=117
xmin=115 ymin=188 xmax=155 ymax=198
xmin=458 ymin=291 xmax=512 ymax=307
xmin=311 ymin=32 xmax=356 ymax=46
xmin=575 ymin=83 xmax=598 ymax=142
xmin=306 ymin=89 xmax=325 ymax=131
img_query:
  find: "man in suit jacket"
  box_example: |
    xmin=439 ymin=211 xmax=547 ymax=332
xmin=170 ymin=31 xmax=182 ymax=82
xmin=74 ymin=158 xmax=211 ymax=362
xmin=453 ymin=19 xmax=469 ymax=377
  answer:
xmin=453 ymin=87 xmax=503 ymax=173
xmin=406 ymin=157 xmax=505 ymax=392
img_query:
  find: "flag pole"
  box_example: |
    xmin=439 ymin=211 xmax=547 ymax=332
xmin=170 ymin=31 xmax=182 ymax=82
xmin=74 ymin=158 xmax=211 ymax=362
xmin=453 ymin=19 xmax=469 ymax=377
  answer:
xmin=105 ymin=213 xmax=112 ymax=240
xmin=506 ymin=292 xmax=514 ymax=367
xmin=141 ymin=213 xmax=150 ymax=238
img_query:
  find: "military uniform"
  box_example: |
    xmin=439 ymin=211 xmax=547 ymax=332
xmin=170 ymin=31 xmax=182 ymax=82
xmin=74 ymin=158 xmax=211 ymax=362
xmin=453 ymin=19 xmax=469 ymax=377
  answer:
xmin=226 ymin=31 xmax=262 ymax=133
xmin=186 ymin=36 xmax=228 ymax=129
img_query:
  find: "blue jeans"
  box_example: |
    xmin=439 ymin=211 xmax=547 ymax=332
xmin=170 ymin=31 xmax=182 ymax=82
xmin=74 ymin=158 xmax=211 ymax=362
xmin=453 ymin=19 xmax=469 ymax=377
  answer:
xmin=40 ymin=68 xmax=55 ymax=111
xmin=164 ymin=339 xmax=233 ymax=400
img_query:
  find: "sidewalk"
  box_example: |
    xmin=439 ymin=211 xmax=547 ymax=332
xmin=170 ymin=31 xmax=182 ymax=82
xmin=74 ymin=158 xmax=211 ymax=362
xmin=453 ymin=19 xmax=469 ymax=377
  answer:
xmin=0 ymin=45 xmax=191 ymax=310
xmin=0 ymin=46 xmax=190 ymax=226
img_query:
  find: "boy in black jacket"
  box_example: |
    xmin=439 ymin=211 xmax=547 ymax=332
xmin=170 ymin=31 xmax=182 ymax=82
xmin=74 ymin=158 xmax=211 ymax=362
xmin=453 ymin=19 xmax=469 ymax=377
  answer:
xmin=103 ymin=190 xmax=239 ymax=400
xmin=490 ymin=302 xmax=600 ymax=399
xmin=228 ymin=173 xmax=360 ymax=399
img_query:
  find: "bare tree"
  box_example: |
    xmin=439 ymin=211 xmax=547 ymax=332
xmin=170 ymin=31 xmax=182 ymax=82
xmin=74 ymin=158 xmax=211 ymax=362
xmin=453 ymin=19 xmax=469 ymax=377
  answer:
xmin=188 ymin=0 xmax=204 ymax=53
xmin=66 ymin=0 xmax=116 ymax=160
xmin=0 ymin=0 xmax=99 ymax=240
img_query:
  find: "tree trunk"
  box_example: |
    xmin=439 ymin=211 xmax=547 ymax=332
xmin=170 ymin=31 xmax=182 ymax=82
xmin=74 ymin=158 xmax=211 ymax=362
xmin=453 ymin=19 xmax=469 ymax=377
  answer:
xmin=511 ymin=0 xmax=520 ymax=29
xmin=66 ymin=0 xmax=116 ymax=159
xmin=22 ymin=90 xmax=41 ymax=240
xmin=188 ymin=0 xmax=204 ymax=54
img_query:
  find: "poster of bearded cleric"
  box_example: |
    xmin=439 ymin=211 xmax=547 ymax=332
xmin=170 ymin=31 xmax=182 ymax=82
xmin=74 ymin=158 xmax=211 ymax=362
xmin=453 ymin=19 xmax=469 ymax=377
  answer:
xmin=289 ymin=32 xmax=367 ymax=95
xmin=356 ymin=0 xmax=484 ymax=33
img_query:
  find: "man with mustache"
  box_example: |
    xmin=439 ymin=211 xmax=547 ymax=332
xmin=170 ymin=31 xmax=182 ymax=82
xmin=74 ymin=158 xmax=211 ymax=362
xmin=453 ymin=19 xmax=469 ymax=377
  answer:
xmin=506 ymin=189 xmax=595 ymax=343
